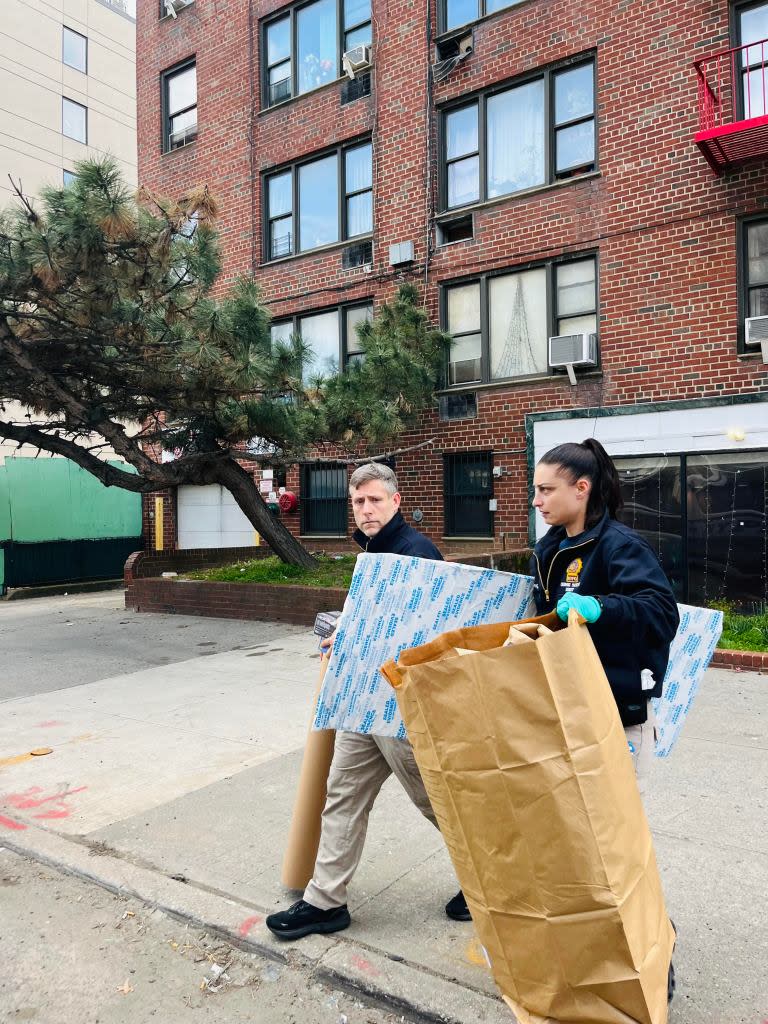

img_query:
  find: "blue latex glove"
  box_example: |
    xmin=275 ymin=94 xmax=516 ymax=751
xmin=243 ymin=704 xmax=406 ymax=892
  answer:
xmin=557 ymin=592 xmax=602 ymax=623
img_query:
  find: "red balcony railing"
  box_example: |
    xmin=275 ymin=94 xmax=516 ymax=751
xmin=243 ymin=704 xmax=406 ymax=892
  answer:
xmin=694 ymin=38 xmax=768 ymax=175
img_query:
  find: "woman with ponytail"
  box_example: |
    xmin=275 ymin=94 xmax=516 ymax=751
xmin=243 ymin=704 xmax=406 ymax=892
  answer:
xmin=530 ymin=438 xmax=679 ymax=789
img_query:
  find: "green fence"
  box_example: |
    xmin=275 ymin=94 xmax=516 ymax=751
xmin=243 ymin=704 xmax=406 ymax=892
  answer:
xmin=0 ymin=458 xmax=143 ymax=592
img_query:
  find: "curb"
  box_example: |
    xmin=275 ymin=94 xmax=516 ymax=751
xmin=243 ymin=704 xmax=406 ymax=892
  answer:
xmin=1 ymin=822 xmax=511 ymax=1024
xmin=2 ymin=579 xmax=124 ymax=601
xmin=711 ymin=647 xmax=768 ymax=673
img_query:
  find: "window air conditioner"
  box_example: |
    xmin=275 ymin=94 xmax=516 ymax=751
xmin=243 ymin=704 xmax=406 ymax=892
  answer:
xmin=548 ymin=332 xmax=598 ymax=385
xmin=342 ymin=44 xmax=372 ymax=79
xmin=744 ymin=314 xmax=768 ymax=346
xmin=164 ymin=0 xmax=192 ymax=18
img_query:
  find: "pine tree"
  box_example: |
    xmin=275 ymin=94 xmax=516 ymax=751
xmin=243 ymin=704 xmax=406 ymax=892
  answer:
xmin=0 ymin=159 xmax=448 ymax=566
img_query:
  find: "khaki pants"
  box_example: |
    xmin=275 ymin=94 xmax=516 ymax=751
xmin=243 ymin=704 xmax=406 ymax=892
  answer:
xmin=304 ymin=731 xmax=438 ymax=910
xmin=624 ymin=702 xmax=657 ymax=797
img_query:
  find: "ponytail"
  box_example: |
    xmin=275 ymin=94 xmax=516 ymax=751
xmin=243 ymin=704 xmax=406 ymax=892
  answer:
xmin=539 ymin=438 xmax=623 ymax=528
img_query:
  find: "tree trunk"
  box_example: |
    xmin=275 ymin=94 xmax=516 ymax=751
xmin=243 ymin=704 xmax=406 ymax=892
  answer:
xmin=215 ymin=457 xmax=318 ymax=569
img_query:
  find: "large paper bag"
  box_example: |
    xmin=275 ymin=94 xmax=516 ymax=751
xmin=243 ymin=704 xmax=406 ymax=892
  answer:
xmin=382 ymin=612 xmax=674 ymax=1024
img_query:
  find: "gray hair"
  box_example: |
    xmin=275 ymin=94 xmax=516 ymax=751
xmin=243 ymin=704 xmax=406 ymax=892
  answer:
xmin=349 ymin=462 xmax=398 ymax=495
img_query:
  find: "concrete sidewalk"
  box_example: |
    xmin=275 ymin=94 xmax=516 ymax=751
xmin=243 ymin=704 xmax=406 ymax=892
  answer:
xmin=1 ymin=618 xmax=766 ymax=1023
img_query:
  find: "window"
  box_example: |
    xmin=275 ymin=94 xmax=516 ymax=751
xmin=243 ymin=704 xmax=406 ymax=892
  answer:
xmin=441 ymin=58 xmax=595 ymax=210
xmin=443 ymin=0 xmax=523 ymax=32
xmin=170 ymin=213 xmax=199 ymax=284
xmin=739 ymin=218 xmax=768 ymax=348
xmin=262 ymin=0 xmax=371 ymax=108
xmin=736 ymin=1 xmax=768 ymax=118
xmin=63 ymin=169 xmax=76 ymax=186
xmin=63 ymin=27 xmax=87 ymax=73
xmin=300 ymin=463 xmax=348 ymax=535
xmin=62 ymin=98 xmax=87 ymax=143
xmin=162 ymin=60 xmax=197 ymax=151
xmin=265 ymin=141 xmax=372 ymax=259
xmin=270 ymin=302 xmax=373 ymax=377
xmin=444 ymin=452 xmax=493 ymax=537
xmin=616 ymin=450 xmax=768 ymax=608
xmin=444 ymin=255 xmax=597 ymax=385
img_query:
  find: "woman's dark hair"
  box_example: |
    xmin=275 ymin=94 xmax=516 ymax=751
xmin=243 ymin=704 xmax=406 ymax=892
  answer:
xmin=539 ymin=438 xmax=624 ymax=527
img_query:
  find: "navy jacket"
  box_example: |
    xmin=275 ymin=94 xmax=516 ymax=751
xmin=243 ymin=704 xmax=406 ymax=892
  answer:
xmin=530 ymin=511 xmax=679 ymax=726
xmin=353 ymin=510 xmax=443 ymax=560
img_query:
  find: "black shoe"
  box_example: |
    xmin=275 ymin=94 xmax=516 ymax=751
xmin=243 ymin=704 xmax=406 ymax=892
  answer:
xmin=445 ymin=890 xmax=472 ymax=922
xmin=266 ymin=899 xmax=350 ymax=941
xmin=668 ymin=961 xmax=676 ymax=1004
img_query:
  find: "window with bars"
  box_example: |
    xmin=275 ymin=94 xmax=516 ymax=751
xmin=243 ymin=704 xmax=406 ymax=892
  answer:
xmin=441 ymin=58 xmax=596 ymax=211
xmin=443 ymin=255 xmax=597 ymax=385
xmin=270 ymin=301 xmax=373 ymax=378
xmin=262 ymin=0 xmax=372 ymax=108
xmin=444 ymin=452 xmax=494 ymax=537
xmin=265 ymin=141 xmax=372 ymax=260
xmin=300 ymin=462 xmax=349 ymax=535
xmin=162 ymin=59 xmax=197 ymax=152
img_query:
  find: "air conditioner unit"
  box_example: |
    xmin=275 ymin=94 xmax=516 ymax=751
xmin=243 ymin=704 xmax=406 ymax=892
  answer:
xmin=548 ymin=332 xmax=598 ymax=385
xmin=342 ymin=44 xmax=372 ymax=79
xmin=164 ymin=0 xmax=192 ymax=18
xmin=745 ymin=314 xmax=768 ymax=346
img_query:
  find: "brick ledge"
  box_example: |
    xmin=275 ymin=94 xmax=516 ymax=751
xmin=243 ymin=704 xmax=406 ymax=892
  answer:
xmin=710 ymin=648 xmax=768 ymax=673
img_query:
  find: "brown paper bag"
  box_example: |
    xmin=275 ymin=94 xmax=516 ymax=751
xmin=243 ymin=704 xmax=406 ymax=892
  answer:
xmin=281 ymin=656 xmax=336 ymax=890
xmin=382 ymin=611 xmax=674 ymax=1024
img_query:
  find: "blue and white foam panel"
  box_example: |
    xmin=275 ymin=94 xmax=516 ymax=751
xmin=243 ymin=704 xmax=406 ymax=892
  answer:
xmin=313 ymin=553 xmax=723 ymax=757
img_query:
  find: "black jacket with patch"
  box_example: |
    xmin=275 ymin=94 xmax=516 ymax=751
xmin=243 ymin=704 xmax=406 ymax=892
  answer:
xmin=530 ymin=511 xmax=679 ymax=726
xmin=353 ymin=510 xmax=443 ymax=560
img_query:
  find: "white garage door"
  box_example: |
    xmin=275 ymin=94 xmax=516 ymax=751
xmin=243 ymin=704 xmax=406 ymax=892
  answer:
xmin=177 ymin=484 xmax=257 ymax=549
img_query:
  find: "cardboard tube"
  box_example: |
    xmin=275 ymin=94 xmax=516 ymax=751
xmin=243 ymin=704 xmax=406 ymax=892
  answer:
xmin=280 ymin=656 xmax=337 ymax=890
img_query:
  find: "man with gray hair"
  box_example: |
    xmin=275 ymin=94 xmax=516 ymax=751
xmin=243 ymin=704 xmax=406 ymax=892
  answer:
xmin=266 ymin=462 xmax=470 ymax=940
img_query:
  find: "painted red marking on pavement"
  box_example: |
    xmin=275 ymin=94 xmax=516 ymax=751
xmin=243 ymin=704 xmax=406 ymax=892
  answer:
xmin=238 ymin=915 xmax=263 ymax=937
xmin=5 ymin=785 xmax=87 ymax=810
xmin=350 ymin=954 xmax=381 ymax=977
xmin=0 ymin=814 xmax=27 ymax=831
xmin=32 ymin=810 xmax=71 ymax=820
xmin=36 ymin=721 xmax=65 ymax=728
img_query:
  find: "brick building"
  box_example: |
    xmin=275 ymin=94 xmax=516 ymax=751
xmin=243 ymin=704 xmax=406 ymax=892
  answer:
xmin=137 ymin=0 xmax=768 ymax=608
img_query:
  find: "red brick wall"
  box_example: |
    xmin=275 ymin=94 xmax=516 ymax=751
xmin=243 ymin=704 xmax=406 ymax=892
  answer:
xmin=136 ymin=0 xmax=768 ymax=553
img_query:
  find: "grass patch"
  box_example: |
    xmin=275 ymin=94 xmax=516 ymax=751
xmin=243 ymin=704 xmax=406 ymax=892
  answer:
xmin=185 ymin=554 xmax=356 ymax=589
xmin=718 ymin=608 xmax=768 ymax=652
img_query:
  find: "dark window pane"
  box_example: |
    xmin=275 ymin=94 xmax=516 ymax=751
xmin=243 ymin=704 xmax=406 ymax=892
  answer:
xmin=616 ymin=457 xmax=684 ymax=601
xmin=445 ymin=0 xmax=478 ymax=30
xmin=297 ymin=0 xmax=337 ymax=94
xmin=301 ymin=464 xmax=348 ymax=535
xmin=554 ymin=64 xmax=594 ymax=124
xmin=487 ymin=80 xmax=545 ymax=197
xmin=748 ymin=221 xmax=768 ymax=284
xmin=748 ymin=286 xmax=768 ymax=315
xmin=445 ymin=453 xmax=493 ymax=537
xmin=299 ymin=155 xmax=339 ymax=250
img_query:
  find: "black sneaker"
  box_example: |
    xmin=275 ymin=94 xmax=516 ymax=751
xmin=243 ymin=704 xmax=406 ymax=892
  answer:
xmin=668 ymin=961 xmax=676 ymax=1004
xmin=266 ymin=899 xmax=351 ymax=941
xmin=445 ymin=890 xmax=472 ymax=922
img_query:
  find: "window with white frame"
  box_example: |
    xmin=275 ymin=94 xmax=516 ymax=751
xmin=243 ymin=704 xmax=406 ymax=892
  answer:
xmin=62 ymin=97 xmax=87 ymax=143
xmin=442 ymin=58 xmax=595 ymax=210
xmin=163 ymin=59 xmax=197 ymax=151
xmin=444 ymin=256 xmax=597 ymax=386
xmin=265 ymin=140 xmax=372 ymax=260
xmin=270 ymin=302 xmax=373 ymax=378
xmin=63 ymin=27 xmax=87 ymax=73
xmin=262 ymin=0 xmax=371 ymax=108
